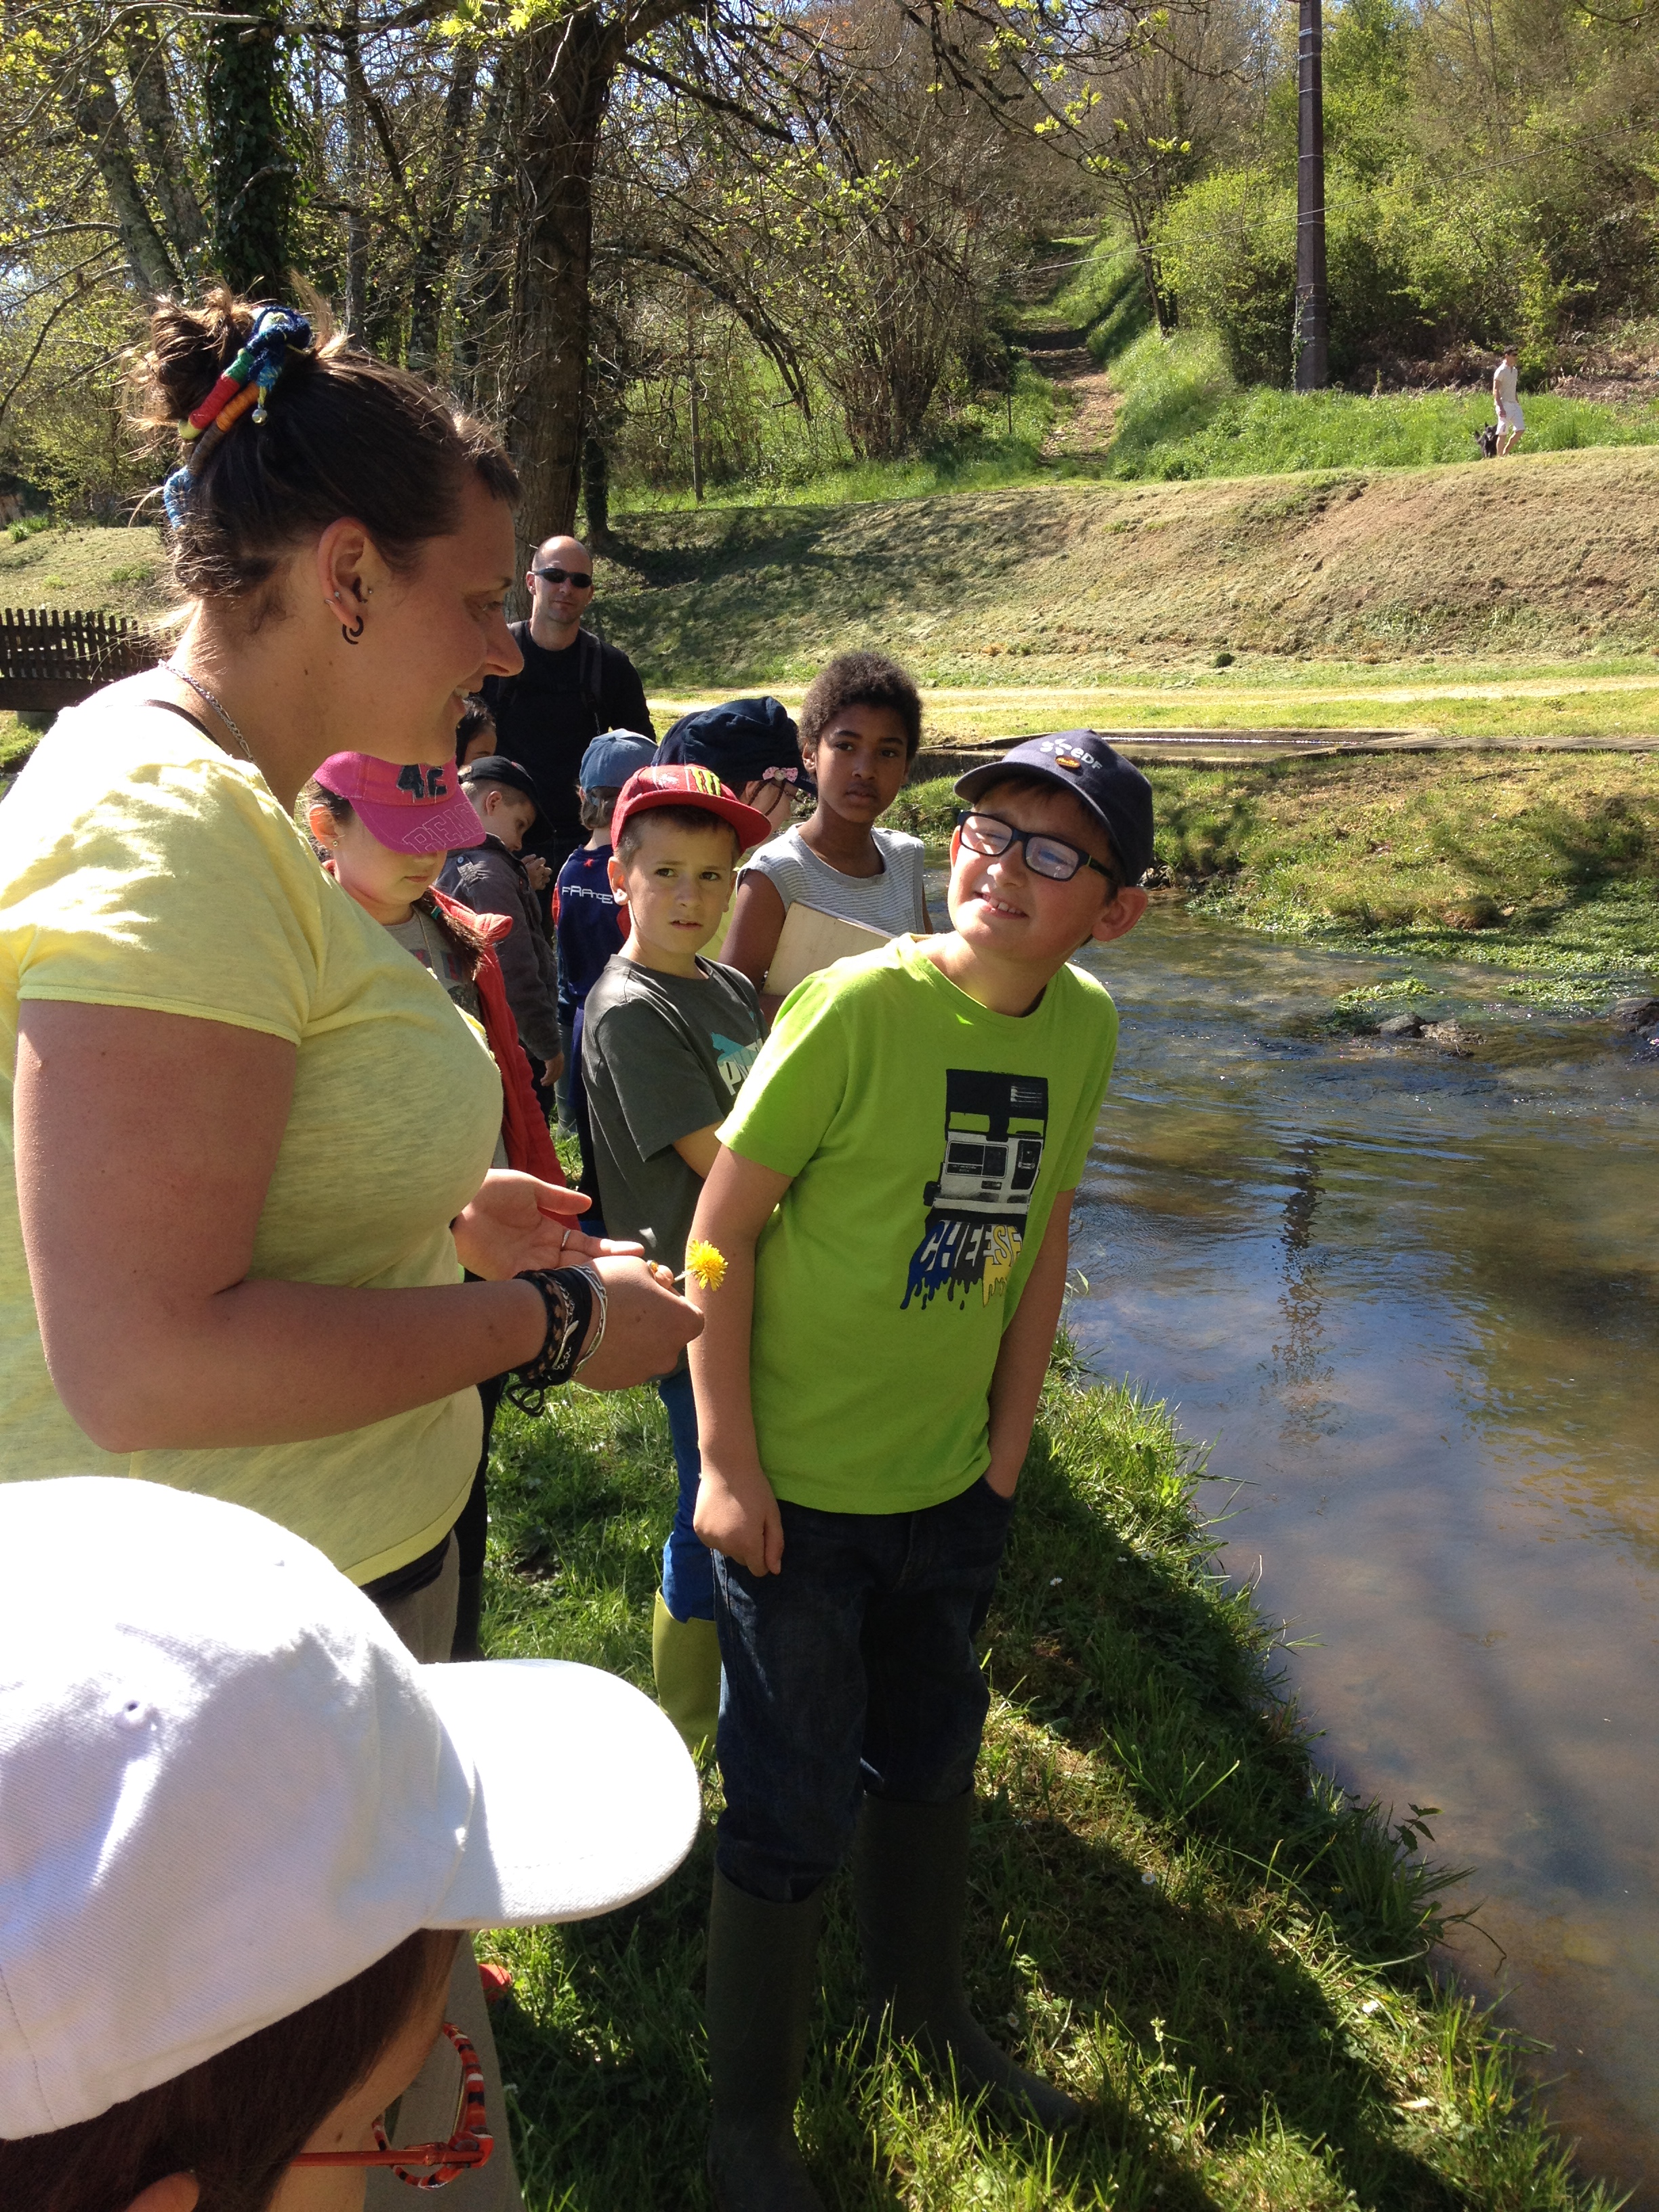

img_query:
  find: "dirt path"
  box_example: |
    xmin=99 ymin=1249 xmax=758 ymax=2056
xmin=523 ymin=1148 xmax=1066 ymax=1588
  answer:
xmin=1015 ymin=325 xmax=1120 ymax=459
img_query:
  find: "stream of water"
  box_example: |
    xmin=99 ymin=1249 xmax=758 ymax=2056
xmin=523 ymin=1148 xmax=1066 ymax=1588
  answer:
xmin=1067 ymin=905 xmax=1659 ymax=2200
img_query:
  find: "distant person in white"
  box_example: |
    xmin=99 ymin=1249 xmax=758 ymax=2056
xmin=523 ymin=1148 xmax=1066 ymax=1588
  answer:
xmin=1494 ymin=348 xmax=1524 ymax=455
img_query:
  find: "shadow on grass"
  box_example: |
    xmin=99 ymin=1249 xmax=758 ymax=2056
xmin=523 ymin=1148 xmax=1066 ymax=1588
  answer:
xmin=477 ymin=1366 xmax=1623 ymax=2210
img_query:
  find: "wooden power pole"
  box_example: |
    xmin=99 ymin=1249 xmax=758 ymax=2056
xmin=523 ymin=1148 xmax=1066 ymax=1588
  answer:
xmin=1294 ymin=0 xmax=1329 ymax=390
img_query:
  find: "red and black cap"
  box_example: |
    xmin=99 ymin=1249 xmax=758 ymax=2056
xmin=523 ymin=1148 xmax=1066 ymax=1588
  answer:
xmin=954 ymin=731 xmax=1155 ymax=884
xmin=611 ymin=764 xmax=773 ymax=855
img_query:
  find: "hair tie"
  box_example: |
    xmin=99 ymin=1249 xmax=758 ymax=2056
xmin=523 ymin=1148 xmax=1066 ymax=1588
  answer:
xmin=163 ymin=304 xmax=312 ymax=529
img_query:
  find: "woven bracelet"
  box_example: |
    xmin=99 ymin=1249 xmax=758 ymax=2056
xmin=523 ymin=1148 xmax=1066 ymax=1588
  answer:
xmin=503 ymin=1267 xmax=601 ymax=1416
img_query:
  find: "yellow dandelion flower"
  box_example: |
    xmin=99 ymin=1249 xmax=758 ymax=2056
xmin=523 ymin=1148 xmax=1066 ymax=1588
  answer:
xmin=685 ymin=1239 xmax=728 ymax=1292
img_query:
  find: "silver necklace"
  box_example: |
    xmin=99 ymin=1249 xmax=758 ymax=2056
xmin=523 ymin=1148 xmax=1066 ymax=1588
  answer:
xmin=164 ymin=661 xmax=254 ymax=762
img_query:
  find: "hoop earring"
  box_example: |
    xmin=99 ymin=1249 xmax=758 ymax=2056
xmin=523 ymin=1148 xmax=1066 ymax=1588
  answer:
xmin=341 ymin=611 xmax=365 ymax=644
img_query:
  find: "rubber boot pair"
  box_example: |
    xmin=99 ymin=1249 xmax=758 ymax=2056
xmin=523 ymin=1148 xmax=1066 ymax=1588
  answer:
xmin=652 ymin=1591 xmax=721 ymax=1756
xmin=703 ymin=1794 xmax=1081 ymax=2209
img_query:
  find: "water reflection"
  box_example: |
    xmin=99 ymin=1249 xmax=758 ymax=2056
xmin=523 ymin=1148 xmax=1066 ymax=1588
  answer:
xmin=1069 ymin=906 xmax=1659 ymax=2200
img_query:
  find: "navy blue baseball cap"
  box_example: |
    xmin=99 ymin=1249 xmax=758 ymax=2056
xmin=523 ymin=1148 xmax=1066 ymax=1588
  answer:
xmin=657 ymin=697 xmax=804 ymax=788
xmin=579 ymin=731 xmax=657 ymax=790
xmin=954 ymin=731 xmax=1155 ymax=884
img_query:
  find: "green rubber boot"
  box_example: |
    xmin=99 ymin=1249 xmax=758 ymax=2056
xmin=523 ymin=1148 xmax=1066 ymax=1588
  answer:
xmin=854 ymin=1792 xmax=1084 ymax=2131
xmin=652 ymin=1591 xmax=722 ymax=1756
xmin=705 ymin=1871 xmax=827 ymax=2212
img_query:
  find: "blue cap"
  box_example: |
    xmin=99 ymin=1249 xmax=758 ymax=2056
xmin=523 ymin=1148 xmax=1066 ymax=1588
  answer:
xmin=656 ymin=697 xmax=802 ymax=787
xmin=579 ymin=731 xmax=657 ymax=791
xmin=954 ymin=732 xmax=1155 ymax=884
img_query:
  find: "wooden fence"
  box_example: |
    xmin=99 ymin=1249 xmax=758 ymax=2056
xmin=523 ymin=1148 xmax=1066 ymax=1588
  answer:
xmin=0 ymin=608 xmax=161 ymax=712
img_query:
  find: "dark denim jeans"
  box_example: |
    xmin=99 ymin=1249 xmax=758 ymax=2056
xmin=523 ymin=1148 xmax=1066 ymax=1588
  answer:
xmin=712 ymin=1476 xmax=1017 ymax=1902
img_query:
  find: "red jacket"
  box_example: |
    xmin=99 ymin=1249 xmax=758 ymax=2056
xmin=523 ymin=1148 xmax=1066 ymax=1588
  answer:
xmin=431 ymin=888 xmax=565 ymax=1187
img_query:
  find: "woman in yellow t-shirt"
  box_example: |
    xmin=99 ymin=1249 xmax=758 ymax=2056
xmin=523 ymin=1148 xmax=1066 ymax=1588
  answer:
xmin=0 ymin=291 xmax=698 ymax=1595
xmin=1 ymin=293 xmax=701 ymax=2211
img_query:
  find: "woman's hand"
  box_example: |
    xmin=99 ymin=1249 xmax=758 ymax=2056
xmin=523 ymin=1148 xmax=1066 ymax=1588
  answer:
xmin=453 ymin=1170 xmax=643 ymax=1281
xmin=575 ymin=1256 xmax=705 ymax=1390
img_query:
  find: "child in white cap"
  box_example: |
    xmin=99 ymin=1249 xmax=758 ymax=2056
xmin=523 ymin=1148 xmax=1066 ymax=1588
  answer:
xmin=0 ymin=1475 xmax=698 ymax=2212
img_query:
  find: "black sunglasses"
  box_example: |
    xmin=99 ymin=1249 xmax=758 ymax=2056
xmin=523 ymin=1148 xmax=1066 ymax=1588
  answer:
xmin=956 ymin=810 xmax=1118 ymax=887
xmin=532 ymin=565 xmax=594 ymax=589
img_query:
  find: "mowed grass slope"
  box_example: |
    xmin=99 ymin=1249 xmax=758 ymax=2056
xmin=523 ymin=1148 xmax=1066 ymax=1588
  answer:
xmin=597 ymin=447 xmax=1659 ymax=684
xmin=7 ymin=445 xmax=1659 ymax=735
xmin=474 ymin=1358 xmax=1624 ymax=2210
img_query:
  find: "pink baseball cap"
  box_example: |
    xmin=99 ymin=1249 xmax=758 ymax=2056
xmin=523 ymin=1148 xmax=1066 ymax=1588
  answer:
xmin=611 ymin=763 xmax=773 ymax=855
xmin=313 ymin=752 xmax=486 ymax=855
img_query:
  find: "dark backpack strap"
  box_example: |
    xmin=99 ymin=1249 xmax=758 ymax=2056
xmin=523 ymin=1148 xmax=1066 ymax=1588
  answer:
xmin=576 ymin=627 xmax=605 ymax=732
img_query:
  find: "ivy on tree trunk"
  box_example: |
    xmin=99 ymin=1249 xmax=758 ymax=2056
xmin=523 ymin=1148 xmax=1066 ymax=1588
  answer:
xmin=207 ymin=0 xmax=298 ymax=296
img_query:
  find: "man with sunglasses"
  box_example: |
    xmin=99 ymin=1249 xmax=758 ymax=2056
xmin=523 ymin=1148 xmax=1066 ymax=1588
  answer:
xmin=480 ymin=534 xmax=655 ymax=885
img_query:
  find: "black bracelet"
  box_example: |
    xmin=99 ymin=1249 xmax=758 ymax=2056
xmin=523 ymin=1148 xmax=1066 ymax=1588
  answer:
xmin=503 ymin=1267 xmax=598 ymax=1416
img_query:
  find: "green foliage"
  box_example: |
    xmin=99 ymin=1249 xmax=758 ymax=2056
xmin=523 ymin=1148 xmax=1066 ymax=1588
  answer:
xmin=1153 ymin=0 xmax=1659 ymax=382
xmin=473 ymin=1363 xmax=1622 ymax=2207
xmin=1085 ymin=324 xmax=1659 ymax=480
xmin=1156 ymin=171 xmax=1298 ymax=385
xmin=611 ymin=354 xmax=1059 ymax=509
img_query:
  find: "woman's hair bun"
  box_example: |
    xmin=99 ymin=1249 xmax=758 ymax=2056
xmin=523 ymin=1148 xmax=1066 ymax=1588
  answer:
xmin=134 ymin=288 xmax=300 ymax=435
xmin=129 ymin=283 xmax=516 ymax=611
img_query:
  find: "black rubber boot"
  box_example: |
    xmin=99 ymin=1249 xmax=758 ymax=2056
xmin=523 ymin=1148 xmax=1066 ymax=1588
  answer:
xmin=705 ymin=1870 xmax=828 ymax=2212
xmin=450 ymin=1573 xmax=485 ymax=1662
xmin=854 ymin=1793 xmax=1084 ymax=2131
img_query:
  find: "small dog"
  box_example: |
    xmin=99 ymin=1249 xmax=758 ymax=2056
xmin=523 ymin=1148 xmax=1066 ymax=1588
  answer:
xmin=1475 ymin=423 xmax=1500 ymax=458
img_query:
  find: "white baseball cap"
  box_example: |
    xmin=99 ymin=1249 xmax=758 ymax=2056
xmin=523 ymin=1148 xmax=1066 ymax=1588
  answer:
xmin=0 ymin=1477 xmax=701 ymax=2139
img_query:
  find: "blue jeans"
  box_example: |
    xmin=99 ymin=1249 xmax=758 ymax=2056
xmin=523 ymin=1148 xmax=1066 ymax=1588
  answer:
xmin=713 ymin=1477 xmax=1017 ymax=1903
xmin=658 ymin=1366 xmax=714 ymax=1622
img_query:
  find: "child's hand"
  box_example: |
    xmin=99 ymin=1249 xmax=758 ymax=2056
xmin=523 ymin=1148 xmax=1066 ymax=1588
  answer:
xmin=695 ymin=1464 xmax=785 ymax=1576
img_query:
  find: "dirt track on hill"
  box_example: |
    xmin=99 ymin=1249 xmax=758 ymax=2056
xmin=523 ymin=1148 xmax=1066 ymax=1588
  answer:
xmin=602 ymin=447 xmax=1659 ymax=680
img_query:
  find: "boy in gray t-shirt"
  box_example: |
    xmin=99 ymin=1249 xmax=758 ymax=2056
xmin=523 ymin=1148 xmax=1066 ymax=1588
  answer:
xmin=580 ymin=764 xmax=771 ymax=1755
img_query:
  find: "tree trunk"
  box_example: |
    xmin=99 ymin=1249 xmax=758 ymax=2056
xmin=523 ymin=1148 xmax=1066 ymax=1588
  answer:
xmin=206 ymin=0 xmax=298 ymax=295
xmin=506 ymin=12 xmax=623 ymax=558
xmin=122 ymin=12 xmax=207 ymax=267
xmin=342 ymin=3 xmax=369 ymax=335
xmin=581 ymin=430 xmax=611 ymax=546
xmin=73 ymin=67 xmax=179 ymax=298
xmin=407 ymin=45 xmax=479 ymax=375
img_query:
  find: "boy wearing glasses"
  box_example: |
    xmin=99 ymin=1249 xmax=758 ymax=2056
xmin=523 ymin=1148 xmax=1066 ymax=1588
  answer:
xmin=479 ymin=532 xmax=655 ymax=880
xmin=685 ymin=733 xmax=1153 ymax=2211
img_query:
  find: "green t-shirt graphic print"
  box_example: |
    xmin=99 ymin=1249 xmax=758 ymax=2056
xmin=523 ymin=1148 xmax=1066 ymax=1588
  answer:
xmin=903 ymin=1069 xmax=1050 ymax=1310
xmin=718 ymin=935 xmax=1119 ymax=1516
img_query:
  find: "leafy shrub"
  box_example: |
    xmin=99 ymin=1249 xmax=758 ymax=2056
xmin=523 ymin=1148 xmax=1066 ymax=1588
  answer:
xmin=1155 ymin=168 xmax=1298 ymax=385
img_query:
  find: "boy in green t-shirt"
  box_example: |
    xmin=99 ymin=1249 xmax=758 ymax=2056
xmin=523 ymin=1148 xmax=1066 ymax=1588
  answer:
xmin=686 ymin=733 xmax=1153 ymax=2211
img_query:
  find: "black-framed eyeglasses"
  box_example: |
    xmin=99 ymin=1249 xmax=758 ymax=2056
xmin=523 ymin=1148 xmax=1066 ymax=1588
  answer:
xmin=956 ymin=811 xmax=1118 ymax=888
xmin=532 ymin=566 xmax=594 ymax=590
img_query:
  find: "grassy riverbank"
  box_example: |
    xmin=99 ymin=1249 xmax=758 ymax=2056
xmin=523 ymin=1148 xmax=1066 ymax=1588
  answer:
xmin=893 ymin=752 xmax=1659 ymax=986
xmin=474 ymin=1356 xmax=1622 ymax=2210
